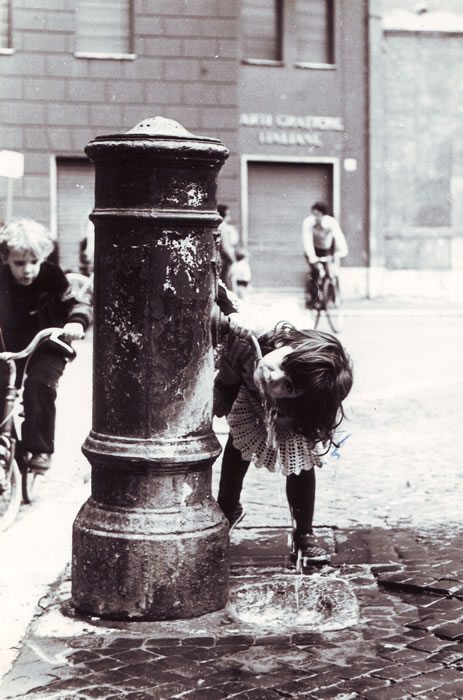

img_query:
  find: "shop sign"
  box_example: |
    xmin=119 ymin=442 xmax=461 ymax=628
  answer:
xmin=240 ymin=112 xmax=344 ymax=148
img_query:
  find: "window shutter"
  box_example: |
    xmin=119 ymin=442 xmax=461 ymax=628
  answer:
xmin=76 ymin=0 xmax=130 ymax=54
xmin=0 ymin=0 xmax=10 ymax=49
xmin=294 ymin=0 xmax=333 ymax=65
xmin=242 ymin=0 xmax=280 ymax=61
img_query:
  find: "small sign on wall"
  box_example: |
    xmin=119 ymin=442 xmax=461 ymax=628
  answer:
xmin=344 ymin=158 xmax=357 ymax=172
xmin=0 ymin=150 xmax=24 ymax=179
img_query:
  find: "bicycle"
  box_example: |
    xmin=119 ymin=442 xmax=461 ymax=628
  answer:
xmin=0 ymin=328 xmax=76 ymax=532
xmin=65 ymin=271 xmax=93 ymax=306
xmin=304 ymin=256 xmax=344 ymax=334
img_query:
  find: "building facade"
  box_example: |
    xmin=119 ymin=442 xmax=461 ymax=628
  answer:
xmin=237 ymin=0 xmax=368 ymax=294
xmin=0 ymin=0 xmax=240 ymax=272
xmin=369 ymin=0 xmax=463 ymax=300
xmin=1 ymin=0 xmax=462 ymax=299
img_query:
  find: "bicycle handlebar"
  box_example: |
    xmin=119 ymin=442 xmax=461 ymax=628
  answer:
xmin=0 ymin=328 xmax=76 ymax=363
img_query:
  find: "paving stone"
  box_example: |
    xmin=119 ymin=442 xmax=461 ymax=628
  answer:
xmin=426 ymin=598 xmax=463 ymax=614
xmin=306 ymin=683 xmax=352 ymax=698
xmin=83 ymin=657 xmax=123 ymax=672
xmin=426 ymin=579 xmax=463 ymax=595
xmin=343 ymin=675 xmax=394 ymax=693
xmin=386 ymin=647 xmax=430 ymax=663
xmin=387 ymin=673 xmax=447 ymax=695
xmin=106 ymin=637 xmax=144 ymax=650
xmin=371 ymin=662 xmax=423 ymax=682
xmin=422 ymin=666 xmax=463 ymax=683
xmin=272 ymin=677 xmax=323 ymax=695
xmin=181 ymin=646 xmax=217 ymax=661
xmin=112 ymin=649 xmax=159 ymax=664
xmin=145 ymin=637 xmax=182 ymax=647
xmin=78 ymin=685 xmax=116 ymax=698
xmin=360 ymin=682 xmax=416 ymax=699
xmin=254 ymin=634 xmax=292 ymax=646
xmin=427 ymin=646 xmax=463 ymax=665
xmin=406 ymin=617 xmax=448 ymax=632
xmin=182 ymin=637 xmax=216 ymax=647
xmin=371 ymin=564 xmax=404 ymax=576
xmin=67 ymin=650 xmax=102 ymax=664
xmin=215 ymin=635 xmax=255 ymax=646
xmin=407 ymin=635 xmax=454 ymax=653
xmin=437 ymin=678 xmax=463 ymax=696
xmin=231 ymin=689 xmax=283 ymax=698
xmin=434 ymin=622 xmax=463 ymax=641
xmin=177 ymin=688 xmax=228 ymax=699
xmin=125 ymin=690 xmax=168 ymax=700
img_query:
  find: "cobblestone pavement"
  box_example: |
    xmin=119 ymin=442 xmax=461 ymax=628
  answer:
xmin=3 ymin=525 xmax=463 ymax=699
xmin=2 ymin=297 xmax=463 ymax=699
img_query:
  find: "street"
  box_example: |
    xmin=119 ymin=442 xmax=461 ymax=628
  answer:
xmin=1 ymin=295 xmax=463 ymax=683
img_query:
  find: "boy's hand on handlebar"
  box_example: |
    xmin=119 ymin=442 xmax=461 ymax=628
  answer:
xmin=61 ymin=322 xmax=85 ymax=341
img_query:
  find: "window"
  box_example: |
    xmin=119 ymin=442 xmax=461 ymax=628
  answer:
xmin=75 ymin=0 xmax=132 ymax=56
xmin=242 ymin=0 xmax=282 ymax=62
xmin=0 ymin=0 xmax=11 ymax=50
xmin=294 ymin=0 xmax=333 ymax=65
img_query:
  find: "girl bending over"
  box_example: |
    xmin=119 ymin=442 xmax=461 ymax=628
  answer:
xmin=214 ymin=318 xmax=353 ymax=564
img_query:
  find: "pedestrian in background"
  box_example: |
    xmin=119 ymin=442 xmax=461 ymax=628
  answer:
xmin=0 ymin=219 xmax=92 ymax=471
xmin=217 ymin=203 xmax=239 ymax=292
xmin=230 ymin=245 xmax=252 ymax=300
xmin=213 ymin=310 xmax=353 ymax=565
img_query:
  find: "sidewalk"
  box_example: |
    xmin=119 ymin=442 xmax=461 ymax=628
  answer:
xmin=3 ymin=525 xmax=463 ymax=699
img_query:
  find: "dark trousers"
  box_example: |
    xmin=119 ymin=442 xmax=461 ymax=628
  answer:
xmin=217 ymin=434 xmax=316 ymax=534
xmin=0 ymin=347 xmax=66 ymax=454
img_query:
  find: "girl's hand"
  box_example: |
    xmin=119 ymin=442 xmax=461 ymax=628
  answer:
xmin=62 ymin=322 xmax=85 ymax=341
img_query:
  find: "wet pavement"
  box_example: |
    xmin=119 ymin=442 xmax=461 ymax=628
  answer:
xmin=2 ymin=294 xmax=463 ymax=699
xmin=3 ymin=525 xmax=463 ymax=699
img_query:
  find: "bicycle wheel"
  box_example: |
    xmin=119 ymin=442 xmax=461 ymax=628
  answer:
xmin=0 ymin=459 xmax=22 ymax=532
xmin=324 ymin=277 xmax=344 ymax=334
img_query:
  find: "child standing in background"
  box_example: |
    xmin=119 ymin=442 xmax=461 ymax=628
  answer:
xmin=230 ymin=246 xmax=252 ymax=300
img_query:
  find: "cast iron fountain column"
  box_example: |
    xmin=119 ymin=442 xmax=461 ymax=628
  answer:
xmin=71 ymin=117 xmax=229 ymax=620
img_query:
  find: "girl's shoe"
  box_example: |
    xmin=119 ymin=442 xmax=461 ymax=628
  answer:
xmin=229 ymin=503 xmax=246 ymax=533
xmin=290 ymin=532 xmax=329 ymax=565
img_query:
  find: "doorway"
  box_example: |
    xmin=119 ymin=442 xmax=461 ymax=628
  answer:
xmin=244 ymin=159 xmax=335 ymax=288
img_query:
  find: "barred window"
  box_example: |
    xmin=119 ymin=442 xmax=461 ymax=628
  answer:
xmin=294 ymin=0 xmax=334 ymax=65
xmin=75 ymin=0 xmax=132 ymax=55
xmin=242 ymin=0 xmax=282 ymax=62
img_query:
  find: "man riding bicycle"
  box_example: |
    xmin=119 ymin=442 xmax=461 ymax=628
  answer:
xmin=302 ymin=201 xmax=348 ymax=304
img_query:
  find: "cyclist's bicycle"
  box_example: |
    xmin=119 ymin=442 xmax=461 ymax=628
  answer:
xmin=304 ymin=256 xmax=344 ymax=333
xmin=65 ymin=272 xmax=93 ymax=306
xmin=0 ymin=328 xmax=76 ymax=532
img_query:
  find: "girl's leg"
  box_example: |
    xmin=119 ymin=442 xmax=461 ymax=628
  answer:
xmin=217 ymin=434 xmax=250 ymax=523
xmin=286 ymin=468 xmax=316 ymax=534
xmin=286 ymin=468 xmax=328 ymax=562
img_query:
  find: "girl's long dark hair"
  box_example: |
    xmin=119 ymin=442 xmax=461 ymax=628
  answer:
xmin=258 ymin=322 xmax=353 ymax=450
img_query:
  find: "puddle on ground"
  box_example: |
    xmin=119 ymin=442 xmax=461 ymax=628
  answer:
xmin=228 ymin=573 xmax=359 ymax=632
